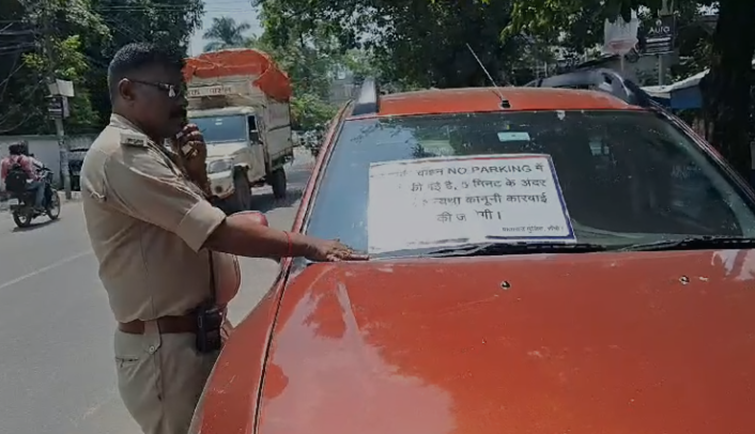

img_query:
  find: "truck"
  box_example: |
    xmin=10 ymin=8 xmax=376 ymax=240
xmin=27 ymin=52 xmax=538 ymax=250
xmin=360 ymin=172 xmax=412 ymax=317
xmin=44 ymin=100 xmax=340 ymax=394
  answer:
xmin=183 ymin=49 xmax=295 ymax=214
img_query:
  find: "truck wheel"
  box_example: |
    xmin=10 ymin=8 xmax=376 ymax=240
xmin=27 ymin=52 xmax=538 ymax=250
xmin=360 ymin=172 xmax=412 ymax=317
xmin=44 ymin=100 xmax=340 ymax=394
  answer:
xmin=225 ymin=173 xmax=252 ymax=214
xmin=270 ymin=168 xmax=287 ymax=199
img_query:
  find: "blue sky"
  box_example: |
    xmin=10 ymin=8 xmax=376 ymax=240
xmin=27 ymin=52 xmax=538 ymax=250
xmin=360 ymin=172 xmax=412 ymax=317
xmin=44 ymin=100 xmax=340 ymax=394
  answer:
xmin=188 ymin=0 xmax=262 ymax=56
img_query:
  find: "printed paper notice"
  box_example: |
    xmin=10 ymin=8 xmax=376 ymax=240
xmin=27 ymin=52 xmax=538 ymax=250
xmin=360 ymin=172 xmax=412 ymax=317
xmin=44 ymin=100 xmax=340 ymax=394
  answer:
xmin=367 ymin=154 xmax=576 ymax=253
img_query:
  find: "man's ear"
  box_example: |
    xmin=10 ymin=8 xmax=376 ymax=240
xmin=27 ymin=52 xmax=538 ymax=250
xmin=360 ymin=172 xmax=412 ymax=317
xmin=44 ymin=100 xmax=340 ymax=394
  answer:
xmin=117 ymin=78 xmax=135 ymax=102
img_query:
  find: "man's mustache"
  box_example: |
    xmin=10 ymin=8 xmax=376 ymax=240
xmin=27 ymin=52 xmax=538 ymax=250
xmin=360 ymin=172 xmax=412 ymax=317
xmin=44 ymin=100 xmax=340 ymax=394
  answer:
xmin=171 ymin=108 xmax=187 ymax=119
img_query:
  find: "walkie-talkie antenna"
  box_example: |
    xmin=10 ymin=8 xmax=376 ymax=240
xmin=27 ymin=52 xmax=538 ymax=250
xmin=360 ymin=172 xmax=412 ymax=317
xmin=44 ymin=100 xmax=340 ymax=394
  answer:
xmin=466 ymin=43 xmax=510 ymax=108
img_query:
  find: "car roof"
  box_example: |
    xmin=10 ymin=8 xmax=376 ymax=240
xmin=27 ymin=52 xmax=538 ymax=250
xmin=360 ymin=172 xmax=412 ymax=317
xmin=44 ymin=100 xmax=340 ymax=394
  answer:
xmin=348 ymin=86 xmax=642 ymax=119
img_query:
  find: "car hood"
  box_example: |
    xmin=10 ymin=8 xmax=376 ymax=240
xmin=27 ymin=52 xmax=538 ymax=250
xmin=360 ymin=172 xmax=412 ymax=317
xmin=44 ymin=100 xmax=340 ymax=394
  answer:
xmin=258 ymin=249 xmax=755 ymax=434
xmin=205 ymin=141 xmax=246 ymax=158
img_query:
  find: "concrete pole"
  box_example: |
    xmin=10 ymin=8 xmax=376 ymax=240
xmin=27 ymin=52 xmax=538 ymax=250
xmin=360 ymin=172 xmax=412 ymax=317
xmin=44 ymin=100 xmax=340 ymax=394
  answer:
xmin=54 ymin=108 xmax=71 ymax=199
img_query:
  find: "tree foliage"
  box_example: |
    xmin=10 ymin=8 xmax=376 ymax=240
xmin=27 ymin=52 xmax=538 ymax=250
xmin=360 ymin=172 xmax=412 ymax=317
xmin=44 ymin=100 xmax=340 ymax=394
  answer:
xmin=0 ymin=0 xmax=203 ymax=135
xmin=0 ymin=0 xmax=109 ymax=134
xmin=698 ymin=0 xmax=755 ymax=177
xmin=246 ymin=18 xmax=340 ymax=130
xmin=289 ymin=93 xmax=337 ymax=131
xmin=85 ymin=0 xmax=203 ymax=125
xmin=504 ymin=0 xmax=755 ymax=177
xmin=256 ymin=0 xmax=533 ymax=88
xmin=3 ymin=0 xmax=754 ymax=180
xmin=203 ymin=17 xmax=252 ymax=52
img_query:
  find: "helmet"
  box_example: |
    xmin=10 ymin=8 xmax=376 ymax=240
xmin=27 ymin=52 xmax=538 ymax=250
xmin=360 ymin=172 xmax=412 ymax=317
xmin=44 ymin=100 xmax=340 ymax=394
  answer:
xmin=8 ymin=143 xmax=24 ymax=155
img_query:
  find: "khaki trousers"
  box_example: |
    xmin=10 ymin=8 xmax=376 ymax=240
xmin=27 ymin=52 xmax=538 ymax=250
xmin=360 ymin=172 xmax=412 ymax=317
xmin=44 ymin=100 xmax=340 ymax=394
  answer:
xmin=113 ymin=322 xmax=219 ymax=434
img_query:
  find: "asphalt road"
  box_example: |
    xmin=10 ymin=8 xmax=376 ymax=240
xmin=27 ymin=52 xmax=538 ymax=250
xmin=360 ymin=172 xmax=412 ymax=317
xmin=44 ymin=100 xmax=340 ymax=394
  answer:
xmin=0 ymin=149 xmax=315 ymax=434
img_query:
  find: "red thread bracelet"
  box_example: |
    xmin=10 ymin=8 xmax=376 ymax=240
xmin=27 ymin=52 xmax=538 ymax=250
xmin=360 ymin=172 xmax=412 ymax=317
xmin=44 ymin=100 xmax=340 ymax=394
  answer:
xmin=284 ymin=231 xmax=293 ymax=258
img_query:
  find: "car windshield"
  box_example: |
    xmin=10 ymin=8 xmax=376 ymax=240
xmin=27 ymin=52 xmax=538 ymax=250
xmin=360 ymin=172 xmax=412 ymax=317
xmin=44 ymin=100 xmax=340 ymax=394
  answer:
xmin=304 ymin=110 xmax=755 ymax=256
xmin=190 ymin=115 xmax=247 ymax=144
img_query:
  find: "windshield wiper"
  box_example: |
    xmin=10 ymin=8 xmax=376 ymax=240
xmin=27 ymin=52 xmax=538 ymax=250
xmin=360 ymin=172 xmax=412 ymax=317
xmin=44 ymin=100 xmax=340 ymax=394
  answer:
xmin=420 ymin=241 xmax=607 ymax=258
xmin=619 ymin=236 xmax=755 ymax=252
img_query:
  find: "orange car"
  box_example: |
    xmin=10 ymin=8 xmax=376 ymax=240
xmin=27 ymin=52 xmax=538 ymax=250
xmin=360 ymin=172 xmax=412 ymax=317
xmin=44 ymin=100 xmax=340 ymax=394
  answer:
xmin=190 ymin=69 xmax=755 ymax=434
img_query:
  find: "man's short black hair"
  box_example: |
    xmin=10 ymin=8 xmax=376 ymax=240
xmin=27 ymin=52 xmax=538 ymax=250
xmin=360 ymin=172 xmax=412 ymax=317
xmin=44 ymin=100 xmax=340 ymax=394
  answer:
xmin=107 ymin=43 xmax=183 ymax=102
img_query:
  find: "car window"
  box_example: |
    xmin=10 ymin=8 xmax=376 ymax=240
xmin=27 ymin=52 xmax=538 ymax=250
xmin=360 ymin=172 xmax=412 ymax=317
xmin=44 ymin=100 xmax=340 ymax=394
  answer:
xmin=304 ymin=110 xmax=755 ymax=255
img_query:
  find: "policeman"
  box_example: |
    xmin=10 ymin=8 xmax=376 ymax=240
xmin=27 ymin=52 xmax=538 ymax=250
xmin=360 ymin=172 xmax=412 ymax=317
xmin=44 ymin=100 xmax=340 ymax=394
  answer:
xmin=79 ymin=43 xmax=367 ymax=434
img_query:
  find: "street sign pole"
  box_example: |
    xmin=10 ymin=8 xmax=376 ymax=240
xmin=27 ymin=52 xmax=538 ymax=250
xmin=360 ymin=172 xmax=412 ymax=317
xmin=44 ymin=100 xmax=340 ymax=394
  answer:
xmin=642 ymin=14 xmax=675 ymax=85
xmin=658 ymin=2 xmax=673 ymax=87
xmin=47 ymin=81 xmax=74 ymax=200
xmin=54 ymin=110 xmax=71 ymax=200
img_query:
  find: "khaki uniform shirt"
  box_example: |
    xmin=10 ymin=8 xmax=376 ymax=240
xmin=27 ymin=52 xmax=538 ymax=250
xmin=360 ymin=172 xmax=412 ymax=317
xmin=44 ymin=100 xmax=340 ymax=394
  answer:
xmin=81 ymin=114 xmax=227 ymax=323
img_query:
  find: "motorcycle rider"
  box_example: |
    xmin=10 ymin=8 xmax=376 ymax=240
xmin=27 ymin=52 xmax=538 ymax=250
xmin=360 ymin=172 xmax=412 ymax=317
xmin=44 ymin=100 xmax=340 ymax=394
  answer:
xmin=27 ymin=152 xmax=45 ymax=172
xmin=0 ymin=143 xmax=45 ymax=211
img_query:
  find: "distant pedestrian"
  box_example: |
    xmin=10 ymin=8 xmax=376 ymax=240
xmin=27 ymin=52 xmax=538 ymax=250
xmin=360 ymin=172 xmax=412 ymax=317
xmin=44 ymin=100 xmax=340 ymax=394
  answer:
xmin=27 ymin=153 xmax=44 ymax=171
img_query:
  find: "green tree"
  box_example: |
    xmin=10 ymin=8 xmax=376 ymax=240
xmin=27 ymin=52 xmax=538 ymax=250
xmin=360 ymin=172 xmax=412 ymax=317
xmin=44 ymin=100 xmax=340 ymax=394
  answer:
xmin=203 ymin=17 xmax=252 ymax=52
xmin=256 ymin=0 xmax=527 ymax=89
xmin=341 ymin=49 xmax=379 ymax=84
xmin=504 ymin=0 xmax=755 ymax=178
xmin=0 ymin=0 xmax=204 ymax=133
xmin=23 ymin=35 xmax=102 ymax=133
xmin=84 ymin=0 xmax=204 ymax=125
xmin=290 ymin=92 xmax=338 ymax=130
xmin=0 ymin=0 xmax=39 ymax=134
xmin=246 ymin=25 xmax=340 ymax=129
xmin=0 ymin=0 xmax=109 ymax=134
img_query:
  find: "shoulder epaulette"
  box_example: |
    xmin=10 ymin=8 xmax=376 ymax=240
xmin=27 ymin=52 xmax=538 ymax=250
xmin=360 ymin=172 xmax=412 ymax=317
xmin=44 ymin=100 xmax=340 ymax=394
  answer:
xmin=120 ymin=132 xmax=148 ymax=148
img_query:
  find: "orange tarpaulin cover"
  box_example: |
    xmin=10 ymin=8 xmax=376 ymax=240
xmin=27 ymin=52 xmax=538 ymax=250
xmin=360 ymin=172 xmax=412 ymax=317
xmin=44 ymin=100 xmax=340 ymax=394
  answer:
xmin=183 ymin=49 xmax=292 ymax=102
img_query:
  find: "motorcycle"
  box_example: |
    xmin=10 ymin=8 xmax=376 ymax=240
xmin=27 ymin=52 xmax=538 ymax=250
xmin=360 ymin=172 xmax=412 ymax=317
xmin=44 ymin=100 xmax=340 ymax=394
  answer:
xmin=303 ymin=130 xmax=324 ymax=158
xmin=6 ymin=168 xmax=61 ymax=228
xmin=304 ymin=137 xmax=320 ymax=157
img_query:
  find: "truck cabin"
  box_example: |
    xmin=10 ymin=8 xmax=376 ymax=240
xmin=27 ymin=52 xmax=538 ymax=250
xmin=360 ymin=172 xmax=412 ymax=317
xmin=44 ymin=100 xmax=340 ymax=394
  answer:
xmin=188 ymin=107 xmax=260 ymax=145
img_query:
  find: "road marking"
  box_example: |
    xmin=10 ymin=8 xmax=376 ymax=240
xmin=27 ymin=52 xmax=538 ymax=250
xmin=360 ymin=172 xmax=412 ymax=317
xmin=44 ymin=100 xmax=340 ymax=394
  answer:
xmin=0 ymin=249 xmax=92 ymax=290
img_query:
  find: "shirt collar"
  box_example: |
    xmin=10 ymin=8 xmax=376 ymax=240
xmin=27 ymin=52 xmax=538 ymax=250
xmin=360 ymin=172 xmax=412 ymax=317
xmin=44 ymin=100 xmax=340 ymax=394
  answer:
xmin=109 ymin=113 xmax=145 ymax=135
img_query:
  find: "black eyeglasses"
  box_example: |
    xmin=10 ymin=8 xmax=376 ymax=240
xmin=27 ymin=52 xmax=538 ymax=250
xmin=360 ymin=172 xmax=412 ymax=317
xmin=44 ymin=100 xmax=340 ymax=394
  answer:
xmin=130 ymin=79 xmax=184 ymax=99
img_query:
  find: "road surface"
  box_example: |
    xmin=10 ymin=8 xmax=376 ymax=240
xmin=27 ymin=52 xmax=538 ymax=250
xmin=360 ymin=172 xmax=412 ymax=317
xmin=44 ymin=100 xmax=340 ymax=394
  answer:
xmin=0 ymin=149 xmax=314 ymax=434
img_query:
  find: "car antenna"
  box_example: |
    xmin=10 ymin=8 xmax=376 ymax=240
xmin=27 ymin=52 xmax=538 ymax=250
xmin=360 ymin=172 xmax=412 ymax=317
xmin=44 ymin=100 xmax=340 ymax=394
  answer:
xmin=466 ymin=43 xmax=510 ymax=108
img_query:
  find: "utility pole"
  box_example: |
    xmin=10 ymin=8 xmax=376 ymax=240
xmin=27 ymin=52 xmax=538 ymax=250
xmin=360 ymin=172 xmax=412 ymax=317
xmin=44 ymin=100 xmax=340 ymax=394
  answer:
xmin=39 ymin=0 xmax=73 ymax=199
xmin=49 ymin=90 xmax=72 ymax=200
xmin=658 ymin=0 xmax=675 ymax=86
